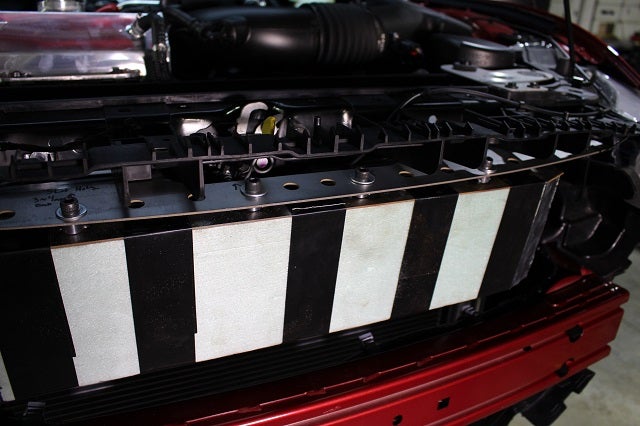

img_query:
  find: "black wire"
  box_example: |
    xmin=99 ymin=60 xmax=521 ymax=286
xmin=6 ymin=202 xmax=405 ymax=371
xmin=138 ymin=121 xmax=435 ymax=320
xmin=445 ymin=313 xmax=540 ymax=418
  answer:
xmin=385 ymin=91 xmax=425 ymax=122
xmin=428 ymin=87 xmax=520 ymax=106
xmin=388 ymin=87 xmax=609 ymax=120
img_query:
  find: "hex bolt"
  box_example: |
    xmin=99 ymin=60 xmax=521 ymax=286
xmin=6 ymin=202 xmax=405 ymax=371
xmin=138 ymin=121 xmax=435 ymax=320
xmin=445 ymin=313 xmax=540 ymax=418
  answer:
xmin=222 ymin=165 xmax=233 ymax=181
xmin=478 ymin=157 xmax=495 ymax=184
xmin=56 ymin=194 xmax=87 ymax=235
xmin=126 ymin=24 xmax=144 ymax=40
xmin=351 ymin=167 xmax=375 ymax=185
xmin=483 ymin=156 xmax=493 ymax=170
xmin=241 ymin=177 xmax=267 ymax=197
xmin=505 ymin=82 xmax=518 ymax=89
xmin=244 ymin=177 xmax=264 ymax=195
xmin=59 ymin=195 xmax=81 ymax=218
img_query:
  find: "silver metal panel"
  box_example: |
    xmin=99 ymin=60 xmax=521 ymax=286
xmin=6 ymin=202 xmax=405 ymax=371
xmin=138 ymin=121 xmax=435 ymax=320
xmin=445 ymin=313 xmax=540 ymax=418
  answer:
xmin=441 ymin=65 xmax=554 ymax=86
xmin=0 ymin=149 xmax=605 ymax=231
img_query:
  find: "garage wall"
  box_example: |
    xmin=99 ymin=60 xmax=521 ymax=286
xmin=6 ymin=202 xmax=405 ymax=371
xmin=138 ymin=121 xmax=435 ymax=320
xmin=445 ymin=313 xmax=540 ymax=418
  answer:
xmin=549 ymin=0 xmax=640 ymax=40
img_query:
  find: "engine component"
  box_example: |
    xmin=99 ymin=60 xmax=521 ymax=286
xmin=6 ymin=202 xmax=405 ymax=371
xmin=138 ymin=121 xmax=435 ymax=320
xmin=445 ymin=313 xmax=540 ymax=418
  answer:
xmin=443 ymin=65 xmax=554 ymax=86
xmin=168 ymin=0 xmax=471 ymax=76
xmin=442 ymin=64 xmax=600 ymax=104
xmin=0 ymin=12 xmax=147 ymax=81
xmin=38 ymin=0 xmax=85 ymax=12
xmin=428 ymin=34 xmax=518 ymax=69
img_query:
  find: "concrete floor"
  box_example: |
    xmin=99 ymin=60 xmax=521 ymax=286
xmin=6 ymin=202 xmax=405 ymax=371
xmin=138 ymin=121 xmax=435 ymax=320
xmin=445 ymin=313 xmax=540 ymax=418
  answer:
xmin=511 ymin=250 xmax=640 ymax=426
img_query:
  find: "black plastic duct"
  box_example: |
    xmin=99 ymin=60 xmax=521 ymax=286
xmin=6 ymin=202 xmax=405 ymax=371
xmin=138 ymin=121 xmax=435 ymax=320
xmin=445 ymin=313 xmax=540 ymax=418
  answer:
xmin=167 ymin=0 xmax=471 ymax=76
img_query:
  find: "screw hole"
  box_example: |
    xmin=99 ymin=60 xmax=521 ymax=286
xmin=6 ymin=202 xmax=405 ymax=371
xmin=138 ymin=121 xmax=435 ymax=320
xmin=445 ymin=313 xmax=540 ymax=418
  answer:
xmin=320 ymin=178 xmax=336 ymax=186
xmin=392 ymin=415 xmax=403 ymax=425
xmin=437 ymin=397 xmax=450 ymax=410
xmin=0 ymin=210 xmax=15 ymax=220
xmin=398 ymin=170 xmax=414 ymax=178
xmin=283 ymin=182 xmax=299 ymax=190
xmin=128 ymin=199 xmax=145 ymax=209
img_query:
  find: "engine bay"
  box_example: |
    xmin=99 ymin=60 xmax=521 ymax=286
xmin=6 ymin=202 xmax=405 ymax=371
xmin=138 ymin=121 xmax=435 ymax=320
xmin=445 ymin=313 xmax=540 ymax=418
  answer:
xmin=1 ymin=1 xmax=640 ymax=423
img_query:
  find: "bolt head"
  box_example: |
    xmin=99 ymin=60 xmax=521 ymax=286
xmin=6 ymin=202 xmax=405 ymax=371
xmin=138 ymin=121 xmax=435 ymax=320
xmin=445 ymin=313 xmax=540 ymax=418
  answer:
xmin=241 ymin=177 xmax=266 ymax=197
xmin=351 ymin=167 xmax=375 ymax=185
xmin=56 ymin=194 xmax=87 ymax=222
xmin=59 ymin=195 xmax=80 ymax=218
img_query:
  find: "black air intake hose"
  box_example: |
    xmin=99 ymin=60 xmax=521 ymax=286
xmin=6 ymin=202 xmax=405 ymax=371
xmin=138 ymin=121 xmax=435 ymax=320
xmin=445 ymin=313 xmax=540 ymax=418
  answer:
xmin=169 ymin=0 xmax=472 ymax=72
xmin=310 ymin=4 xmax=383 ymax=65
xmin=180 ymin=4 xmax=384 ymax=66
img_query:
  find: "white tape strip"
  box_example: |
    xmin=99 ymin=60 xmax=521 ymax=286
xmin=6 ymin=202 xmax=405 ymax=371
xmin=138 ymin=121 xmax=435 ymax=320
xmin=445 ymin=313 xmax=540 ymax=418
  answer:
xmin=0 ymin=351 xmax=15 ymax=402
xmin=193 ymin=217 xmax=292 ymax=361
xmin=430 ymin=187 xmax=510 ymax=309
xmin=330 ymin=200 xmax=415 ymax=333
xmin=52 ymin=240 xmax=140 ymax=386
